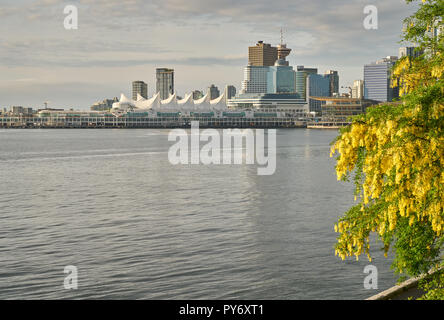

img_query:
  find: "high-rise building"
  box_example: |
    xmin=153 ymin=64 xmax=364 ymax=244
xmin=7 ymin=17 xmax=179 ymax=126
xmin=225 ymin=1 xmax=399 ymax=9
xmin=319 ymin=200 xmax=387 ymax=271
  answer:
xmin=208 ymin=84 xmax=220 ymax=100
xmin=267 ymin=60 xmax=296 ymax=94
xmin=156 ymin=68 xmax=174 ymax=100
xmin=307 ymin=74 xmax=330 ymax=113
xmin=267 ymin=38 xmax=296 ymax=95
xmin=295 ymin=66 xmax=318 ymax=100
xmin=248 ymin=41 xmax=278 ymax=66
xmin=225 ymin=85 xmax=237 ymax=100
xmin=351 ymin=80 xmax=364 ymax=99
xmin=240 ymin=65 xmax=270 ymax=94
xmin=231 ymin=40 xmax=308 ymax=115
xmin=399 ymin=47 xmax=423 ymax=59
xmin=132 ymin=81 xmax=148 ymax=100
xmin=324 ymin=70 xmax=339 ymax=96
xmin=364 ymin=56 xmax=399 ymax=102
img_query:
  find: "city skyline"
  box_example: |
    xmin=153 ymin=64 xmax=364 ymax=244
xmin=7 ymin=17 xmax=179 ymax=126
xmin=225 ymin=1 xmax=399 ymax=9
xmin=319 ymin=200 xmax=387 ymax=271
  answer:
xmin=0 ymin=0 xmax=419 ymax=109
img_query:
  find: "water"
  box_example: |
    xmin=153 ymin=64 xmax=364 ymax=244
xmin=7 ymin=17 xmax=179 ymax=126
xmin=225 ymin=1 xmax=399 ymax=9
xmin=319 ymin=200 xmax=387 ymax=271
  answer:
xmin=0 ymin=128 xmax=397 ymax=299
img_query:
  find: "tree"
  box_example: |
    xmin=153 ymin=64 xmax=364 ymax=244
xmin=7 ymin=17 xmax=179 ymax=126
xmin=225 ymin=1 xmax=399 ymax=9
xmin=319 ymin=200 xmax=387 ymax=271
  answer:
xmin=330 ymin=0 xmax=443 ymax=299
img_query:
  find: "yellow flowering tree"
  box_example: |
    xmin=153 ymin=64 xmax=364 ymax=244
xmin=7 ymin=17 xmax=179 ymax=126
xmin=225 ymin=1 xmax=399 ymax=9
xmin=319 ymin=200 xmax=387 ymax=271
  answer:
xmin=331 ymin=0 xmax=443 ymax=299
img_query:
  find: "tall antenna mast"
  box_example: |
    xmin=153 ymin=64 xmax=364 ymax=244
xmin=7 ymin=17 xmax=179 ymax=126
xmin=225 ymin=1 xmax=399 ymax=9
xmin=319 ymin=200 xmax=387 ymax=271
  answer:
xmin=277 ymin=27 xmax=291 ymax=64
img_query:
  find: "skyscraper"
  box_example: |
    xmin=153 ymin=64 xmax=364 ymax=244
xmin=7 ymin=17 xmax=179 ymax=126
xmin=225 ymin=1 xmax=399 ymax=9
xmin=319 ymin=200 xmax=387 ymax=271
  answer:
xmin=307 ymin=74 xmax=330 ymax=113
xmin=248 ymin=41 xmax=278 ymax=66
xmin=324 ymin=70 xmax=339 ymax=96
xmin=352 ymin=80 xmax=364 ymax=99
xmin=267 ymin=60 xmax=296 ymax=94
xmin=208 ymin=84 xmax=220 ymax=100
xmin=230 ymin=40 xmax=308 ymax=115
xmin=295 ymin=66 xmax=318 ymax=100
xmin=132 ymin=81 xmax=148 ymax=100
xmin=225 ymin=85 xmax=237 ymax=100
xmin=364 ymin=56 xmax=398 ymax=102
xmin=351 ymin=80 xmax=364 ymax=99
xmin=156 ymin=68 xmax=174 ymax=100
xmin=240 ymin=65 xmax=270 ymax=94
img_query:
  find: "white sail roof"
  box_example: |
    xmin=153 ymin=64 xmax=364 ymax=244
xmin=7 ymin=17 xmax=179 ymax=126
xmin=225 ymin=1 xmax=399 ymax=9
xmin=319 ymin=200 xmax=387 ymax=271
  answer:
xmin=112 ymin=91 xmax=228 ymax=113
xmin=111 ymin=93 xmax=136 ymax=111
xmin=135 ymin=92 xmax=160 ymax=110
xmin=136 ymin=93 xmax=146 ymax=101
xmin=210 ymin=93 xmax=227 ymax=111
xmin=177 ymin=93 xmax=194 ymax=112
xmin=119 ymin=93 xmax=133 ymax=105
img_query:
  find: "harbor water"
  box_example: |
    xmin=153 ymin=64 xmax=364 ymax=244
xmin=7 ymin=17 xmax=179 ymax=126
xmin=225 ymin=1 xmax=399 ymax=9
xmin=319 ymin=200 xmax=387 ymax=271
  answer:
xmin=0 ymin=128 xmax=397 ymax=299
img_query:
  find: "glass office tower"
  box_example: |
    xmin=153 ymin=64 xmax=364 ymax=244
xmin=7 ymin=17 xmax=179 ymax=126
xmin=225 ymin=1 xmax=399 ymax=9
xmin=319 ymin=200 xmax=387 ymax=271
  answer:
xmin=364 ymin=56 xmax=398 ymax=102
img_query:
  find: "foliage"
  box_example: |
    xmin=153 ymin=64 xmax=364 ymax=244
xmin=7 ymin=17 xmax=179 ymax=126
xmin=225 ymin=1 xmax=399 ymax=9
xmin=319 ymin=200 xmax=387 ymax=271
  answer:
xmin=330 ymin=0 xmax=443 ymax=299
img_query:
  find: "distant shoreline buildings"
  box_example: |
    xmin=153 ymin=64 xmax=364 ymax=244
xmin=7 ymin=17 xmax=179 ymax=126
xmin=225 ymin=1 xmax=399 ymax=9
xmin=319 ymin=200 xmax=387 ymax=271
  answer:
xmin=229 ymin=38 xmax=342 ymax=116
xmin=2 ymin=33 xmax=425 ymax=129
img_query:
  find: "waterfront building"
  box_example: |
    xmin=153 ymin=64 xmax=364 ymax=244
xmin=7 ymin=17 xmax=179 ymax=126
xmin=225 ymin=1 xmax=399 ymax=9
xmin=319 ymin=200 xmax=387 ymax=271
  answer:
xmin=1 ymin=91 xmax=305 ymax=129
xmin=351 ymin=80 xmax=364 ymax=99
xmin=208 ymin=84 xmax=220 ymax=100
xmin=156 ymin=68 xmax=174 ymax=100
xmin=248 ymin=41 xmax=278 ymax=66
xmin=111 ymin=91 xmax=228 ymax=114
xmin=308 ymin=97 xmax=379 ymax=128
xmin=364 ymin=56 xmax=399 ymax=102
xmin=227 ymin=93 xmax=308 ymax=117
xmin=324 ymin=70 xmax=339 ymax=96
xmin=307 ymin=74 xmax=330 ymax=113
xmin=132 ymin=81 xmax=148 ymax=101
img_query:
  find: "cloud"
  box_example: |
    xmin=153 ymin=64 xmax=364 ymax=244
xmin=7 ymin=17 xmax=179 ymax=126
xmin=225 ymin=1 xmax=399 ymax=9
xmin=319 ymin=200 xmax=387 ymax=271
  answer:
xmin=0 ymin=0 xmax=421 ymax=107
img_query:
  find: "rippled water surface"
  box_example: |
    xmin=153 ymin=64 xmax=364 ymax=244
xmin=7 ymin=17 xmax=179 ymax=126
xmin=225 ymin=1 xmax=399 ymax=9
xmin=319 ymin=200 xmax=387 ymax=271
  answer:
xmin=0 ymin=129 xmax=397 ymax=299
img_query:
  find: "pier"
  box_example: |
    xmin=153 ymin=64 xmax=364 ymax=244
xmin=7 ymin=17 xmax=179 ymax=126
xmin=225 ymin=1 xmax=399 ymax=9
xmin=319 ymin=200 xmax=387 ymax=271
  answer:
xmin=0 ymin=114 xmax=307 ymax=129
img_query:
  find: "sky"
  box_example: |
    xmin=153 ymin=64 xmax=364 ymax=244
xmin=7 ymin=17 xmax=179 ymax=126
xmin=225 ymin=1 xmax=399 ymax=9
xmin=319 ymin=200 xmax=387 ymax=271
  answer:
xmin=0 ymin=0 xmax=419 ymax=109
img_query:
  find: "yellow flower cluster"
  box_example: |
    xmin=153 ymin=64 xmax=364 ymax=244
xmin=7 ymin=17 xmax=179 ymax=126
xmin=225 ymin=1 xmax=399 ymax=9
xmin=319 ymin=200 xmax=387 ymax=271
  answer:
xmin=393 ymin=55 xmax=444 ymax=96
xmin=331 ymin=102 xmax=444 ymax=260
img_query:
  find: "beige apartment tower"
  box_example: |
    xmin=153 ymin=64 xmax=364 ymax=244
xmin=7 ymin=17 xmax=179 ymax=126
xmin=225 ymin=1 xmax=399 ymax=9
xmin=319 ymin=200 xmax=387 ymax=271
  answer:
xmin=132 ymin=81 xmax=148 ymax=100
xmin=248 ymin=41 xmax=278 ymax=66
